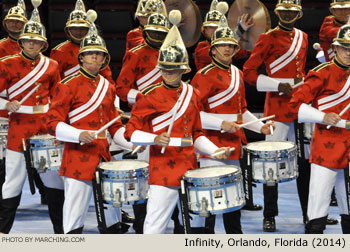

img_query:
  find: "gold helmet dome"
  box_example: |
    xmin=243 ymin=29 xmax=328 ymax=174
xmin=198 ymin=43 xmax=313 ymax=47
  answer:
xmin=18 ymin=0 xmax=48 ymax=52
xmin=3 ymin=0 xmax=27 ymax=33
xmin=333 ymin=23 xmax=350 ymax=48
xmin=203 ymin=0 xmax=229 ymax=27
xmin=65 ymin=0 xmax=90 ymax=40
xmin=211 ymin=16 xmax=239 ymax=48
xmin=135 ymin=0 xmax=167 ymax=18
xmin=331 ymin=0 xmax=350 ymax=9
xmin=275 ymin=0 xmax=303 ymax=23
xmin=78 ymin=10 xmax=110 ymax=70
xmin=157 ymin=10 xmax=190 ymax=72
xmin=143 ymin=1 xmax=169 ymax=33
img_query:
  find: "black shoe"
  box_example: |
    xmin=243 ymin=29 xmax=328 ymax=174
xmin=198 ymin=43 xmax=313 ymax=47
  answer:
xmin=326 ymin=217 xmax=339 ymax=225
xmin=242 ymin=204 xmax=263 ymax=211
xmin=263 ymin=217 xmax=276 ymax=232
xmin=121 ymin=210 xmax=135 ymax=224
xmin=330 ymin=199 xmax=338 ymax=206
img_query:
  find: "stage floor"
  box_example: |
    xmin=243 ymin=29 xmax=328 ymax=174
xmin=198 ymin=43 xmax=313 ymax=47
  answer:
xmin=10 ymin=178 xmax=342 ymax=234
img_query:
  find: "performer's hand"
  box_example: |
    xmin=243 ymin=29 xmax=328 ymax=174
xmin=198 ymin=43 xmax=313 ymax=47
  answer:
xmin=323 ymin=112 xmax=341 ymax=125
xmin=214 ymin=147 xmax=231 ymax=160
xmin=132 ymin=145 xmax=146 ymax=153
xmin=154 ymin=132 xmax=170 ymax=147
xmin=278 ymin=82 xmax=293 ymax=95
xmin=6 ymin=100 xmax=20 ymax=112
xmin=237 ymin=13 xmax=254 ymax=31
xmin=79 ymin=131 xmax=95 ymax=144
xmin=221 ymin=121 xmax=240 ymax=133
xmin=261 ymin=121 xmax=275 ymax=135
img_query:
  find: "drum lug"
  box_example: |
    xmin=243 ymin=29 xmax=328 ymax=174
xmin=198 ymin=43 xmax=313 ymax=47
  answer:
xmin=37 ymin=156 xmax=47 ymax=173
xmin=199 ymin=197 xmax=209 ymax=217
xmin=112 ymin=189 xmax=122 ymax=208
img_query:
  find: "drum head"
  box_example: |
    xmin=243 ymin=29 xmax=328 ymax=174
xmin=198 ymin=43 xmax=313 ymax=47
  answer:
xmin=99 ymin=160 xmax=149 ymax=171
xmin=246 ymin=141 xmax=295 ymax=151
xmin=30 ymin=134 xmax=55 ymax=140
xmin=185 ymin=166 xmax=239 ymax=179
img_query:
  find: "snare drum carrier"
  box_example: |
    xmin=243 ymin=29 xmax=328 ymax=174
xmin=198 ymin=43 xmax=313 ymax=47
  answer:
xmin=245 ymin=141 xmax=298 ymax=186
xmin=183 ymin=165 xmax=245 ymax=216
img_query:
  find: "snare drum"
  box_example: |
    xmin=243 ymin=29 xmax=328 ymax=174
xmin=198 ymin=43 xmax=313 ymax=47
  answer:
xmin=245 ymin=141 xmax=298 ymax=185
xmin=98 ymin=160 xmax=149 ymax=207
xmin=184 ymin=166 xmax=245 ymax=216
xmin=0 ymin=120 xmax=8 ymax=159
xmin=29 ymin=134 xmax=64 ymax=173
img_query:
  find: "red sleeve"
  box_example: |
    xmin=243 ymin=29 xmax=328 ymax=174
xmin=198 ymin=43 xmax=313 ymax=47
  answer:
xmin=191 ymin=87 xmax=205 ymax=142
xmin=194 ymin=41 xmax=211 ymax=71
xmin=319 ymin=16 xmax=340 ymax=61
xmin=50 ymin=48 xmax=65 ymax=79
xmin=243 ymin=33 xmax=271 ymax=86
xmin=126 ymin=29 xmax=144 ymax=51
xmin=116 ymin=50 xmax=139 ymax=102
xmin=49 ymin=61 xmax=62 ymax=99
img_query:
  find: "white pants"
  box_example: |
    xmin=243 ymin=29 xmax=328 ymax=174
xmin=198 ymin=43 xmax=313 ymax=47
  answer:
xmin=307 ymin=163 xmax=349 ymax=221
xmin=63 ymin=177 xmax=121 ymax=233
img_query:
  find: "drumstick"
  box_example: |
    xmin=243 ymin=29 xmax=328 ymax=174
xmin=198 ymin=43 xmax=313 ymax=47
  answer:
xmin=8 ymin=84 xmax=41 ymax=115
xmin=279 ymin=82 xmax=303 ymax=96
xmin=131 ymin=145 xmax=142 ymax=155
xmin=270 ymin=124 xmax=274 ymax=136
xmin=117 ymin=108 xmax=130 ymax=119
xmin=80 ymin=115 xmax=121 ymax=145
xmin=210 ymin=147 xmax=235 ymax=158
xmin=327 ymin=102 xmax=350 ymax=129
xmin=161 ymin=98 xmax=182 ymax=154
xmin=220 ymin=115 xmax=275 ymax=133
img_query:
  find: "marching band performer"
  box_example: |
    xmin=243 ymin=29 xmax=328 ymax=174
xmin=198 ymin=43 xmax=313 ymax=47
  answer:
xmin=319 ymin=0 xmax=350 ymax=62
xmin=125 ymin=10 xmax=231 ymax=234
xmin=0 ymin=0 xmax=61 ymax=233
xmin=191 ymin=16 xmax=274 ymax=234
xmin=288 ymin=23 xmax=350 ymax=234
xmin=194 ymin=0 xmax=251 ymax=72
xmin=45 ymin=20 xmax=138 ymax=234
xmin=243 ymin=0 xmax=310 ymax=232
xmin=126 ymin=0 xmax=167 ymax=51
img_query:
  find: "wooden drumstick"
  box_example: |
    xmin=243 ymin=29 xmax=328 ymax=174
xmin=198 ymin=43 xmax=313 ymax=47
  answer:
xmin=210 ymin=147 xmax=235 ymax=158
xmin=8 ymin=84 xmax=41 ymax=115
xmin=161 ymin=98 xmax=182 ymax=154
xmin=270 ymin=123 xmax=274 ymax=136
xmin=279 ymin=82 xmax=303 ymax=96
xmin=221 ymin=115 xmax=275 ymax=133
xmin=131 ymin=145 xmax=142 ymax=155
xmin=327 ymin=102 xmax=350 ymax=129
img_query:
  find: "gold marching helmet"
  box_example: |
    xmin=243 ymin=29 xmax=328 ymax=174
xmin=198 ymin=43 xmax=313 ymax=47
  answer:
xmin=275 ymin=0 xmax=303 ymax=23
xmin=157 ymin=10 xmax=190 ymax=72
xmin=143 ymin=2 xmax=169 ymax=33
xmin=135 ymin=0 xmax=167 ymax=18
xmin=18 ymin=0 xmax=48 ymax=52
xmin=78 ymin=10 xmax=110 ymax=70
xmin=332 ymin=23 xmax=350 ymax=48
xmin=3 ymin=0 xmax=27 ymax=33
xmin=65 ymin=0 xmax=90 ymax=41
xmin=331 ymin=0 xmax=350 ymax=9
xmin=203 ymin=0 xmax=229 ymax=27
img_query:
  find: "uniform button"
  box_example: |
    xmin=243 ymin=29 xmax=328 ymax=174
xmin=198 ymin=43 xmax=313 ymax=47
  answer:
xmin=36 ymin=102 xmax=39 ymax=105
xmin=177 ymin=93 xmax=180 ymax=97
xmin=100 ymin=105 xmax=103 ymax=109
xmin=32 ymin=62 xmax=35 ymax=66
xmin=296 ymin=62 xmax=300 ymax=66
xmin=185 ymin=133 xmax=188 ymax=137
xmin=296 ymin=56 xmax=299 ymax=60
xmin=100 ymin=119 xmax=103 ymax=123
xmin=184 ymin=115 xmax=187 ymax=119
xmin=36 ymin=95 xmax=39 ymax=99
xmin=184 ymin=126 xmax=187 ymax=130
xmin=100 ymin=112 xmax=103 ymax=116
xmin=184 ymin=121 xmax=187 ymax=124
xmin=296 ymin=74 xmax=300 ymax=78
xmin=296 ymin=68 xmax=300 ymax=72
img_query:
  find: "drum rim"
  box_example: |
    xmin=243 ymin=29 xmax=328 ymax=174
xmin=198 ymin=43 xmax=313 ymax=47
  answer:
xmin=245 ymin=140 xmax=296 ymax=151
xmin=99 ymin=159 xmax=149 ymax=171
xmin=184 ymin=166 xmax=240 ymax=178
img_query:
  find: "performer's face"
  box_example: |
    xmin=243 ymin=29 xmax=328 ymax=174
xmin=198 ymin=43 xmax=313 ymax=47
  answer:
xmin=211 ymin=44 xmax=237 ymax=64
xmin=204 ymin=26 xmax=217 ymax=40
xmin=277 ymin=10 xmax=300 ymax=25
xmin=138 ymin=16 xmax=148 ymax=26
xmin=161 ymin=69 xmax=185 ymax=86
xmin=68 ymin=27 xmax=89 ymax=42
xmin=21 ymin=39 xmax=44 ymax=57
xmin=80 ymin=51 xmax=106 ymax=75
xmin=5 ymin=19 xmax=25 ymax=36
xmin=330 ymin=8 xmax=350 ymax=22
xmin=335 ymin=45 xmax=350 ymax=65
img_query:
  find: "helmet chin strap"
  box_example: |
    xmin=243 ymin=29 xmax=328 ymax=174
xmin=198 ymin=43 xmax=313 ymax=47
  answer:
xmin=335 ymin=47 xmax=350 ymax=65
xmin=68 ymin=29 xmax=87 ymax=43
xmin=162 ymin=72 xmax=183 ymax=84
xmin=275 ymin=10 xmax=302 ymax=24
xmin=214 ymin=46 xmax=237 ymax=62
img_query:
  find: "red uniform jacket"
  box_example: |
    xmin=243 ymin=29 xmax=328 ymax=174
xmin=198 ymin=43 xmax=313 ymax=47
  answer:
xmin=191 ymin=62 xmax=247 ymax=160
xmin=0 ymin=36 xmax=22 ymax=118
xmin=45 ymin=68 xmax=124 ymax=181
xmin=126 ymin=27 xmax=144 ymax=51
xmin=50 ymin=40 xmax=114 ymax=84
xmin=116 ymin=43 xmax=162 ymax=104
xmin=194 ymin=40 xmax=250 ymax=71
xmin=288 ymin=58 xmax=350 ymax=169
xmin=0 ymin=52 xmax=60 ymax=151
xmin=243 ymin=26 xmax=308 ymax=122
xmin=125 ymin=82 xmax=204 ymax=186
xmin=319 ymin=16 xmax=343 ymax=62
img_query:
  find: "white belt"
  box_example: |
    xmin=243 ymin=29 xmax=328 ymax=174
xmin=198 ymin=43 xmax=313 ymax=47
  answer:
xmin=15 ymin=104 xmax=49 ymax=114
xmin=212 ymin=114 xmax=238 ymax=122
xmin=272 ymin=77 xmax=304 ymax=86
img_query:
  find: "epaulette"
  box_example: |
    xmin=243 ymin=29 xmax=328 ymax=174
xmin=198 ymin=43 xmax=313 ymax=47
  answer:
xmin=61 ymin=72 xmax=80 ymax=84
xmin=312 ymin=62 xmax=332 ymax=72
xmin=200 ymin=64 xmax=215 ymax=75
xmin=130 ymin=44 xmax=145 ymax=53
xmin=265 ymin=27 xmax=277 ymax=34
xmin=52 ymin=40 xmax=69 ymax=50
xmin=141 ymin=83 xmax=162 ymax=95
xmin=0 ymin=38 xmax=6 ymax=43
xmin=0 ymin=54 xmax=18 ymax=62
